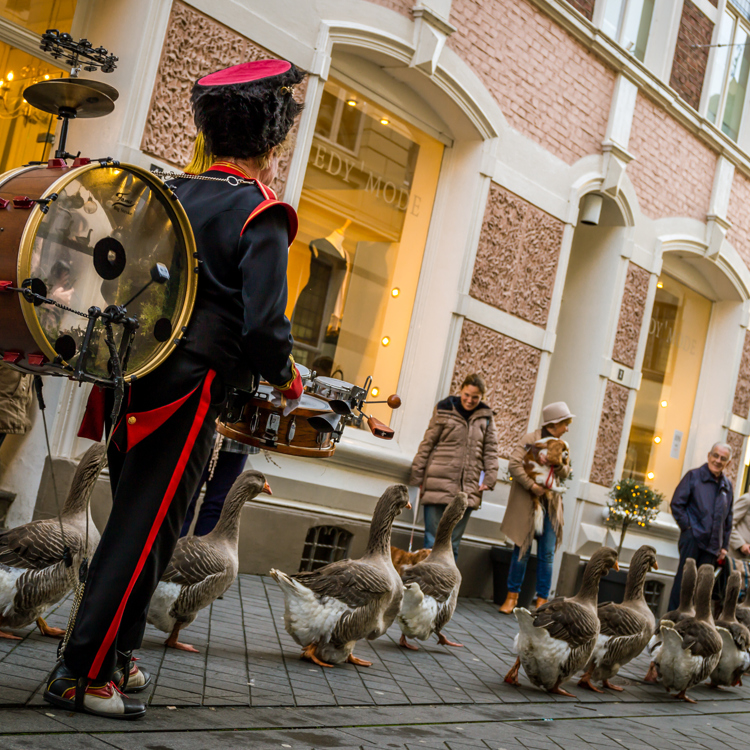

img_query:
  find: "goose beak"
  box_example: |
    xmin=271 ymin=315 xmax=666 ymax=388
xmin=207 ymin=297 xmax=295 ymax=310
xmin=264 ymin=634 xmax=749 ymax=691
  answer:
xmin=262 ymin=481 xmax=273 ymax=495
xmin=653 ymin=561 xmax=659 ymax=570
xmin=613 ymin=560 xmax=620 ymax=572
xmin=406 ymin=502 xmax=412 ymax=510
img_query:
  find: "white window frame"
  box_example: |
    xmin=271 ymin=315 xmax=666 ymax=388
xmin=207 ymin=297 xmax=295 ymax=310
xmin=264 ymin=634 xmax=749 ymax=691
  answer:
xmin=593 ymin=0 xmax=656 ymax=62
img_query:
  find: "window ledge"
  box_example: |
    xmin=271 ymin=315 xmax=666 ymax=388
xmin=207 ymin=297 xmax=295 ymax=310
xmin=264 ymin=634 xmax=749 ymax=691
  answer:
xmin=327 ymin=431 xmax=413 ymax=480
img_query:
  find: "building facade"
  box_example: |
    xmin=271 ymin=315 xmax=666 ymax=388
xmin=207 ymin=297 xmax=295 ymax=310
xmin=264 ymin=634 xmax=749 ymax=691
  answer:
xmin=2 ymin=0 xmax=750 ymax=601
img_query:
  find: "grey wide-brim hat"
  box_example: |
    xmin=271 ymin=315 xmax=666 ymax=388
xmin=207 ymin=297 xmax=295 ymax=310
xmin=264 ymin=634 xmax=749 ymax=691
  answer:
xmin=542 ymin=401 xmax=575 ymax=425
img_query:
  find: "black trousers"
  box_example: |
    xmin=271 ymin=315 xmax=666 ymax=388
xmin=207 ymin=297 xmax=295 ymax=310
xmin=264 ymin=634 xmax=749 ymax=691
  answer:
xmin=667 ymin=527 xmax=718 ymax=611
xmin=64 ymin=350 xmax=224 ymax=683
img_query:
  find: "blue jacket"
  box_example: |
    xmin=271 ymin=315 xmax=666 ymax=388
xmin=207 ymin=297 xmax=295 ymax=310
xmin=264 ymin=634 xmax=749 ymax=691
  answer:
xmin=670 ymin=464 xmax=734 ymax=556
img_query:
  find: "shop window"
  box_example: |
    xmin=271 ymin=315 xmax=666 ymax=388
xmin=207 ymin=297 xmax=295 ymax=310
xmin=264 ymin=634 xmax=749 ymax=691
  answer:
xmin=600 ymin=0 xmax=654 ymax=62
xmin=0 ymin=41 xmax=66 ymax=172
xmin=288 ymin=79 xmax=444 ymax=426
xmin=705 ymin=9 xmax=750 ymax=141
xmin=623 ymin=274 xmax=711 ymax=499
xmin=299 ymin=525 xmax=353 ymax=572
xmin=0 ymin=0 xmax=76 ymax=34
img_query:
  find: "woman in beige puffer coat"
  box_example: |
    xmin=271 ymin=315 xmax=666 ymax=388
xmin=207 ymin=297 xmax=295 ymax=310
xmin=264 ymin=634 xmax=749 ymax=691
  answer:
xmin=409 ymin=373 xmax=499 ymax=558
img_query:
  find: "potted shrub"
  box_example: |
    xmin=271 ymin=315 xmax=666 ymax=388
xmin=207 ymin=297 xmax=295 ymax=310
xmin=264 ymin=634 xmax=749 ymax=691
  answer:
xmin=605 ymin=478 xmax=664 ymax=558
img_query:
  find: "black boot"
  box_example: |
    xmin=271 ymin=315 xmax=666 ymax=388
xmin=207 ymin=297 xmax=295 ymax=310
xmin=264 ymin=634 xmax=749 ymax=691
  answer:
xmin=44 ymin=659 xmax=146 ymax=719
xmin=113 ymin=650 xmax=152 ymax=693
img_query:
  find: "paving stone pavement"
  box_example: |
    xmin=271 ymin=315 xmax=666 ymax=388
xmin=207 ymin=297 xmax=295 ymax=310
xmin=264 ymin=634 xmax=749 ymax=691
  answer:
xmin=2 ymin=573 xmax=750 ymax=748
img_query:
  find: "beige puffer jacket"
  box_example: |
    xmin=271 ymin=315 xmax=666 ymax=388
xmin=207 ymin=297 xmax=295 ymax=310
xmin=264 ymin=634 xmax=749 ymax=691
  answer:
xmin=0 ymin=365 xmax=34 ymax=435
xmin=409 ymin=396 xmax=499 ymax=509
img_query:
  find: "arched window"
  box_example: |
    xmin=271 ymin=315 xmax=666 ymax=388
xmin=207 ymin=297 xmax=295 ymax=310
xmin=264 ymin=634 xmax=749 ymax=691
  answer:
xmin=299 ymin=525 xmax=353 ymax=572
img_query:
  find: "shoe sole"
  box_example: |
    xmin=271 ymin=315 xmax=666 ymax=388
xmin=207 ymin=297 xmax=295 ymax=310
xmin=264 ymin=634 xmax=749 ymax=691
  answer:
xmin=43 ymin=689 xmax=146 ymax=720
xmin=122 ymin=676 xmax=152 ymax=694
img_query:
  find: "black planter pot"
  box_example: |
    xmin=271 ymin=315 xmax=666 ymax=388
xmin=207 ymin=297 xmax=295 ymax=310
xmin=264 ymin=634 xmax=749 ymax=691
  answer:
xmin=490 ymin=546 xmax=537 ymax=609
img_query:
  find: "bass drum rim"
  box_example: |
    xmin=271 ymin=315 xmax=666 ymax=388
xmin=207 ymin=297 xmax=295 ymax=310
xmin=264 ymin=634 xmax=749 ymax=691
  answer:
xmin=16 ymin=162 xmax=198 ymax=383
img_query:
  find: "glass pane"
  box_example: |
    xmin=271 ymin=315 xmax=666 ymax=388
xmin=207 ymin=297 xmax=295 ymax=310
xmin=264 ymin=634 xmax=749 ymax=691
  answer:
xmin=288 ymin=79 xmax=444 ymax=426
xmin=623 ymin=275 xmax=711 ymax=500
xmin=620 ymin=0 xmax=654 ymax=61
xmin=0 ymin=0 xmax=76 ymax=34
xmin=0 ymin=41 xmax=66 ymax=172
xmin=27 ymin=166 xmax=190 ymax=378
xmin=722 ymin=23 xmax=750 ymax=140
xmin=602 ymin=0 xmax=625 ymax=39
xmin=706 ymin=13 xmax=735 ymax=125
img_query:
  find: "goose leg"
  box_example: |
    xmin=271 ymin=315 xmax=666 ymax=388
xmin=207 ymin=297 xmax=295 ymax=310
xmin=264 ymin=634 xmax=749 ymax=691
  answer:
xmin=300 ymin=642 xmax=333 ymax=668
xmin=577 ymin=671 xmax=604 ymax=693
xmin=643 ymin=661 xmax=659 ymax=683
xmin=549 ymin=680 xmax=576 ymax=697
xmin=602 ymin=679 xmax=624 ymax=692
xmin=504 ymin=657 xmax=521 ymax=686
xmin=164 ymin=623 xmax=199 ymax=653
xmin=399 ymin=634 xmax=419 ymax=651
xmin=346 ymin=653 xmax=372 ymax=667
xmin=36 ymin=618 xmax=65 ymax=638
xmin=675 ymin=689 xmax=696 ymax=704
xmin=437 ymin=632 xmax=463 ymax=648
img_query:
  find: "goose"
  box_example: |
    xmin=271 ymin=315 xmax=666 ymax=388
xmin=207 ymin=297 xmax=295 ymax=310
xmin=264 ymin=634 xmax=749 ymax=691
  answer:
xmin=147 ymin=469 xmax=271 ymax=652
xmin=578 ymin=545 xmax=657 ymax=692
xmin=709 ymin=570 xmax=750 ymax=688
xmin=735 ymin=577 xmax=750 ymax=631
xmin=644 ymin=557 xmax=697 ymax=683
xmin=397 ymin=492 xmax=468 ymax=650
xmin=655 ymin=563 xmax=723 ymax=703
xmin=504 ymin=546 xmax=619 ymax=696
xmin=0 ymin=443 xmax=103 ymax=639
xmin=270 ymin=484 xmax=410 ymax=667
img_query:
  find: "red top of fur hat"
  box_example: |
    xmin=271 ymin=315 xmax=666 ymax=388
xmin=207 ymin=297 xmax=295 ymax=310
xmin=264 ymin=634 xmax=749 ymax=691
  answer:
xmin=198 ymin=60 xmax=292 ymax=86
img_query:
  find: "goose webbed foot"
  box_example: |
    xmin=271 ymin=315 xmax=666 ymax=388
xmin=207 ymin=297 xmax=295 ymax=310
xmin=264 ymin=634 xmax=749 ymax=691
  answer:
xmin=437 ymin=632 xmax=463 ymax=647
xmin=164 ymin=623 xmax=199 ymax=653
xmin=602 ymin=679 xmax=624 ymax=692
xmin=643 ymin=661 xmax=659 ymax=683
xmin=36 ymin=618 xmax=65 ymax=638
xmin=399 ymin=634 xmax=419 ymax=651
xmin=301 ymin=642 xmax=333 ymax=668
xmin=346 ymin=653 xmax=372 ymax=667
xmin=550 ymin=680 xmax=575 ymax=697
xmin=0 ymin=629 xmax=21 ymax=640
xmin=577 ymin=672 xmax=604 ymax=693
xmin=708 ymin=682 xmax=725 ymax=690
xmin=504 ymin=657 xmax=521 ymax=686
xmin=675 ymin=689 xmax=696 ymax=703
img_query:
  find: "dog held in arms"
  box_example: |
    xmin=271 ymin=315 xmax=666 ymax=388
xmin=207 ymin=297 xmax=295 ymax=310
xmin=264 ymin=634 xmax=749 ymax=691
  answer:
xmin=522 ymin=437 xmax=570 ymax=532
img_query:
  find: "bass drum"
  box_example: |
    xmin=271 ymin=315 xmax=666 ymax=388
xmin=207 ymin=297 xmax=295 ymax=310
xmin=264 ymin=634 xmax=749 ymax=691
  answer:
xmin=0 ymin=161 xmax=197 ymax=382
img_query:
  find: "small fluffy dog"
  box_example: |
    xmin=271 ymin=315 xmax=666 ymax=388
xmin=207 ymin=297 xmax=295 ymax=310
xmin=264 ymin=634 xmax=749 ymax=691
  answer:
xmin=522 ymin=437 xmax=570 ymax=533
xmin=391 ymin=547 xmax=431 ymax=576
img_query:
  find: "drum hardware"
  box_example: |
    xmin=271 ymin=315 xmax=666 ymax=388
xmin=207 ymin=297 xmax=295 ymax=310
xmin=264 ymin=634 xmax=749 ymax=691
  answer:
xmin=248 ymin=407 xmax=260 ymax=434
xmin=287 ymin=417 xmax=297 ymax=442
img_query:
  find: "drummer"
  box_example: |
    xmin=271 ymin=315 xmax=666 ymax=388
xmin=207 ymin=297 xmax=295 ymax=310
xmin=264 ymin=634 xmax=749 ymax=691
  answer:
xmin=44 ymin=60 xmax=306 ymax=719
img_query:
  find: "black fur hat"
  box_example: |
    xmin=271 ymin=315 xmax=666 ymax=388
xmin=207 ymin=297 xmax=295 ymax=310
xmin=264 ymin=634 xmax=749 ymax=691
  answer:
xmin=190 ymin=59 xmax=305 ymax=162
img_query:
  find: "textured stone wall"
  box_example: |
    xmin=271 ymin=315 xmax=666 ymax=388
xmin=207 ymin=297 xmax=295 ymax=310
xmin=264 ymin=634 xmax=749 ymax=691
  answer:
xmin=365 ymin=0 xmax=412 ymax=15
xmin=140 ymin=0 xmax=306 ymax=196
xmin=727 ymin=171 xmax=750 ymax=269
xmin=448 ymin=0 xmax=616 ymax=165
xmin=565 ymin=0 xmax=594 ymax=20
xmin=628 ymin=92 xmax=718 ymax=220
xmin=590 ymin=381 xmax=630 ymax=486
xmin=612 ymin=263 xmax=651 ymax=369
xmin=469 ymin=183 xmax=565 ymax=328
xmin=669 ymin=1 xmax=713 ymax=112
xmin=726 ymin=429 xmax=745 ymax=490
xmin=451 ymin=320 xmax=541 ymax=458
xmin=733 ymin=330 xmax=750 ymax=419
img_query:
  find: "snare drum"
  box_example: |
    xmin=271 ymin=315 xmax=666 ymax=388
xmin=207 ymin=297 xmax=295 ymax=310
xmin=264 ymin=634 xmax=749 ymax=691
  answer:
xmin=308 ymin=375 xmax=355 ymax=401
xmin=217 ymin=384 xmax=341 ymax=457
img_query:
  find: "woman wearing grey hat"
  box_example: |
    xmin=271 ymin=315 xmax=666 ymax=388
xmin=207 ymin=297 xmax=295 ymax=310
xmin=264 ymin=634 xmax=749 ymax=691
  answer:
xmin=498 ymin=402 xmax=573 ymax=614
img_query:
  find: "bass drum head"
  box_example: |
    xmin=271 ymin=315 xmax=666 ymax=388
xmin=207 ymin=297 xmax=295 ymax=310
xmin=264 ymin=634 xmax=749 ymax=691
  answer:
xmin=18 ymin=163 xmax=197 ymax=381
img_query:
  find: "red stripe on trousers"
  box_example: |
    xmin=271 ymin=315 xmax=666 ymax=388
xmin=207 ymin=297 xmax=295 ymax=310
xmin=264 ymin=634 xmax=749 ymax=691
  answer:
xmin=87 ymin=370 xmax=216 ymax=680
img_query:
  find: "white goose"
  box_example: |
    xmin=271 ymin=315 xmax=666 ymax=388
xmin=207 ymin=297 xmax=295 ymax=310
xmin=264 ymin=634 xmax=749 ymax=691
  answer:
xmin=0 ymin=443 xmax=102 ymax=639
xmin=397 ymin=493 xmax=467 ymax=650
xmin=270 ymin=484 xmax=409 ymax=667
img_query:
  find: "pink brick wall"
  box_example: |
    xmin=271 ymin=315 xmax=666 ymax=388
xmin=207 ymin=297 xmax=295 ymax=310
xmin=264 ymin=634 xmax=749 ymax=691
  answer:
xmin=628 ymin=93 xmax=717 ymax=220
xmin=727 ymin=170 xmax=750 ymax=269
xmin=365 ymin=0 xmax=412 ymax=16
xmin=448 ymin=0 xmax=615 ymax=165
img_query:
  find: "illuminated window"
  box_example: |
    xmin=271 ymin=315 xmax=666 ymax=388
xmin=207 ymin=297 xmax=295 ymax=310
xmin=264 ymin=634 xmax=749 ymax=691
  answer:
xmin=288 ymin=79 xmax=444 ymax=426
xmin=705 ymin=9 xmax=750 ymax=141
xmin=0 ymin=0 xmax=76 ymax=34
xmin=601 ymin=0 xmax=654 ymax=62
xmin=623 ymin=275 xmax=711 ymax=498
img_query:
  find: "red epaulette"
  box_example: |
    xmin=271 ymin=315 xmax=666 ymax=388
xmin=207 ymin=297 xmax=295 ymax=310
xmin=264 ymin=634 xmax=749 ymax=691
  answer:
xmin=240 ymin=179 xmax=298 ymax=245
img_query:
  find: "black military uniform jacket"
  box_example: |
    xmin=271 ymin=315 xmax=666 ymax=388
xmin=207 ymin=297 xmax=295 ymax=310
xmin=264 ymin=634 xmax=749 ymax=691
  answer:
xmin=169 ymin=164 xmax=297 ymax=390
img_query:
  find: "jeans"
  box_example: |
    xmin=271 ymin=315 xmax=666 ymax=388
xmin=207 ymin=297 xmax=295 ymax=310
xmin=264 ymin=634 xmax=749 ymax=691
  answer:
xmin=423 ymin=504 xmax=473 ymax=559
xmin=506 ymin=509 xmax=556 ymax=599
xmin=667 ymin=527 xmax=718 ymax=610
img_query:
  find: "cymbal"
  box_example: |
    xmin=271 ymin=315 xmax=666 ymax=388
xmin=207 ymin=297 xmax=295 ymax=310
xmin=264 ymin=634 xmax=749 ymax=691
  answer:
xmin=23 ymin=79 xmax=115 ymax=118
xmin=64 ymin=77 xmax=119 ymax=102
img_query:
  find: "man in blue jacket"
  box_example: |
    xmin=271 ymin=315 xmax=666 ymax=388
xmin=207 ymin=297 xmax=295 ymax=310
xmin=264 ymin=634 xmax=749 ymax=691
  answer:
xmin=668 ymin=442 xmax=734 ymax=610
